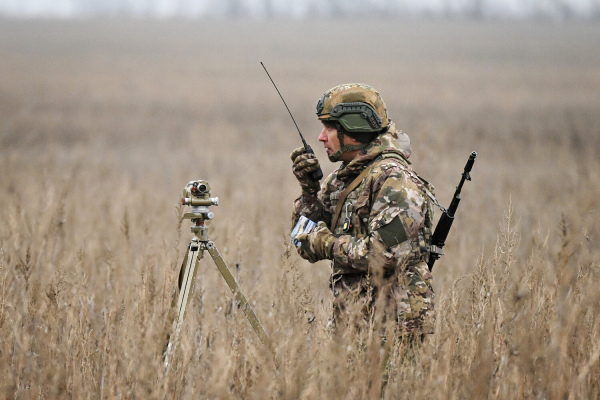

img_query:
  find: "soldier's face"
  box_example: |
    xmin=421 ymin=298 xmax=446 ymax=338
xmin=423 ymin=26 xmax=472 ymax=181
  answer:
xmin=318 ymin=123 xmax=361 ymax=162
xmin=318 ymin=123 xmax=340 ymax=158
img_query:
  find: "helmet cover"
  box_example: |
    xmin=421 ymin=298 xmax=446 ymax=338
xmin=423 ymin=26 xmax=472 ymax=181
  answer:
xmin=316 ymin=83 xmax=389 ymax=133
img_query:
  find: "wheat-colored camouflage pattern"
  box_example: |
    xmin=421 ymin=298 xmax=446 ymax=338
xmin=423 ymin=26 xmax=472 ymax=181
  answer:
xmin=292 ymin=122 xmax=435 ymax=334
xmin=317 ymin=83 xmax=390 ymax=129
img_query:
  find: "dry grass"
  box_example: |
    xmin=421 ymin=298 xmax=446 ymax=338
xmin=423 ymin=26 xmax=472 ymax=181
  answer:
xmin=0 ymin=18 xmax=599 ymax=399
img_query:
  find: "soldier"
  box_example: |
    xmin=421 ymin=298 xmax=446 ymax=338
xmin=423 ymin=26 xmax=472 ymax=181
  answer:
xmin=291 ymin=83 xmax=436 ymax=337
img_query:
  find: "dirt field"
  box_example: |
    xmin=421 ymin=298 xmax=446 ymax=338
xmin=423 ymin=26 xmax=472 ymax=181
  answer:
xmin=1 ymin=18 xmax=599 ymax=399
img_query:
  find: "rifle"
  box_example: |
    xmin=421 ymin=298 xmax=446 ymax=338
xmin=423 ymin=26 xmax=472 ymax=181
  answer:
xmin=260 ymin=62 xmax=323 ymax=181
xmin=428 ymin=151 xmax=477 ymax=271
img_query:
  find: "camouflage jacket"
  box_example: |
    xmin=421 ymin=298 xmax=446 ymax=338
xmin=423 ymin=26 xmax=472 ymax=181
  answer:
xmin=292 ymin=123 xmax=436 ymax=333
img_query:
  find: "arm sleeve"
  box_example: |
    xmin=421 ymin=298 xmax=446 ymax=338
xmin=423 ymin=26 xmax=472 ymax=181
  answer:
xmin=331 ymin=166 xmax=427 ymax=276
xmin=291 ymin=180 xmax=332 ymax=229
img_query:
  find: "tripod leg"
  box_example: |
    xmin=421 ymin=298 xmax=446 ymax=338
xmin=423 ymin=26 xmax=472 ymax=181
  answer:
xmin=205 ymin=241 xmax=269 ymax=344
xmin=175 ymin=241 xmax=204 ymax=328
xmin=162 ymin=247 xmax=189 ymax=346
xmin=163 ymin=240 xmax=203 ymax=368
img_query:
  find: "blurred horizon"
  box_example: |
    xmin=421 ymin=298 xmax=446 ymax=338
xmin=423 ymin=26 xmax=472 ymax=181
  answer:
xmin=1 ymin=0 xmax=600 ymax=20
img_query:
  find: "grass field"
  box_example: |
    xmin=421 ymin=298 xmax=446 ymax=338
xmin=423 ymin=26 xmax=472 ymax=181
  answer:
xmin=0 ymin=18 xmax=599 ymax=399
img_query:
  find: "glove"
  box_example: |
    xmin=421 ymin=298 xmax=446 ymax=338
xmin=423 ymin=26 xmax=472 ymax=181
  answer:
xmin=290 ymin=147 xmax=320 ymax=195
xmin=296 ymin=221 xmax=336 ymax=263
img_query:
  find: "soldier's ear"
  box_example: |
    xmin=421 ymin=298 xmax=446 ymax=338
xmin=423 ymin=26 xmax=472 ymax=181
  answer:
xmin=343 ymin=133 xmax=362 ymax=145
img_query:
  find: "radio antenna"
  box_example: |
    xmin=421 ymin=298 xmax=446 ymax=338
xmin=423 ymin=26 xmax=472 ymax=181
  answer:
xmin=260 ymin=62 xmax=308 ymax=148
xmin=261 ymin=62 xmax=323 ymax=181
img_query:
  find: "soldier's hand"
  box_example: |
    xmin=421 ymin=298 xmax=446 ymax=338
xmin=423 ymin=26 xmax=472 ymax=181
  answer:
xmin=290 ymin=147 xmax=320 ymax=195
xmin=296 ymin=221 xmax=335 ymax=263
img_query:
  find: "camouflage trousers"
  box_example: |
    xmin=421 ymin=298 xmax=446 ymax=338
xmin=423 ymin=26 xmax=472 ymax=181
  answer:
xmin=329 ymin=266 xmax=434 ymax=335
xmin=329 ymin=274 xmax=427 ymax=390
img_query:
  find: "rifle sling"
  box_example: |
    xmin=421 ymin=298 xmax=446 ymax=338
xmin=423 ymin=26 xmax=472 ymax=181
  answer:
xmin=330 ymin=153 xmax=433 ymax=232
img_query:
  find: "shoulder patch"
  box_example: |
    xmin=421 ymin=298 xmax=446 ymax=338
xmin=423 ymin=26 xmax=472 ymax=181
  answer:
xmin=376 ymin=215 xmax=409 ymax=248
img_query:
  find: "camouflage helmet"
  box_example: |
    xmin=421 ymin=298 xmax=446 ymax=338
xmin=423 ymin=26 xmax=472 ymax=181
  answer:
xmin=316 ymin=83 xmax=389 ymax=162
xmin=316 ymin=83 xmax=389 ymax=133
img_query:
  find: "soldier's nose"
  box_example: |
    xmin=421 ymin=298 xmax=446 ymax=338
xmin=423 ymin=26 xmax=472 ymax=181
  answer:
xmin=318 ymin=129 xmax=327 ymax=142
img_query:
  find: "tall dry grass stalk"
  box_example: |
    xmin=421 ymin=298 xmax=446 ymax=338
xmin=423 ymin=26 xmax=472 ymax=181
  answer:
xmin=0 ymin=19 xmax=599 ymax=399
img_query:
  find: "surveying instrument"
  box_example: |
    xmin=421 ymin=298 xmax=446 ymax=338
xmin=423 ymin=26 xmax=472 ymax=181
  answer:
xmin=163 ymin=180 xmax=269 ymax=368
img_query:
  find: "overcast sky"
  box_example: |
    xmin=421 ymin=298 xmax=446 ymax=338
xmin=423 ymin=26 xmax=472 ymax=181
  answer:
xmin=0 ymin=0 xmax=599 ymax=19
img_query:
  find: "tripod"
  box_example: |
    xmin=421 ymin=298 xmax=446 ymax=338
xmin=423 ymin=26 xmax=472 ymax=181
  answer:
xmin=164 ymin=180 xmax=269 ymax=368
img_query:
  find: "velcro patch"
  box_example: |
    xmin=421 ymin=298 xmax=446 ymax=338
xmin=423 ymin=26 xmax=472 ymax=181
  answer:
xmin=376 ymin=215 xmax=408 ymax=248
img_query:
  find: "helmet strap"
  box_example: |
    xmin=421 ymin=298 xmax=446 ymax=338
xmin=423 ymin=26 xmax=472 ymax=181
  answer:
xmin=328 ymin=128 xmax=369 ymax=162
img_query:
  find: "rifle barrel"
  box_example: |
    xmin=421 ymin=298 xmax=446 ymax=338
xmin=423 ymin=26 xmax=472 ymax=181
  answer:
xmin=428 ymin=151 xmax=477 ymax=271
